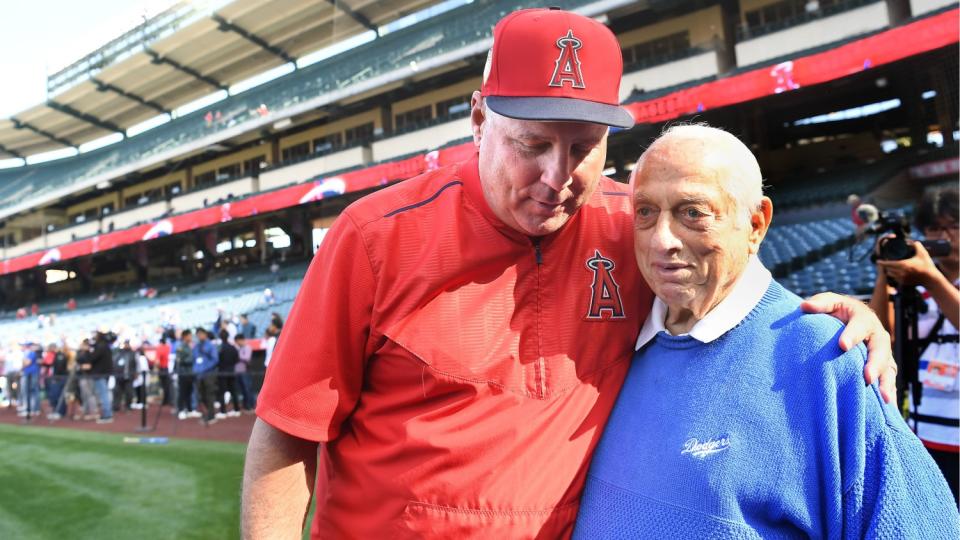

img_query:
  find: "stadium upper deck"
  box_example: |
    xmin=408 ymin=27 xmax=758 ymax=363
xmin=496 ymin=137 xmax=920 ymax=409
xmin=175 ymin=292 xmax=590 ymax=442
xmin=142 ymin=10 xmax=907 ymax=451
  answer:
xmin=0 ymin=0 xmax=956 ymax=279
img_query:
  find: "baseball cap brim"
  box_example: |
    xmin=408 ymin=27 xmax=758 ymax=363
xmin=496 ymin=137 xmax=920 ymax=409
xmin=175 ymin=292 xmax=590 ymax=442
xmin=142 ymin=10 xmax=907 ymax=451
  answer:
xmin=486 ymin=96 xmax=634 ymax=129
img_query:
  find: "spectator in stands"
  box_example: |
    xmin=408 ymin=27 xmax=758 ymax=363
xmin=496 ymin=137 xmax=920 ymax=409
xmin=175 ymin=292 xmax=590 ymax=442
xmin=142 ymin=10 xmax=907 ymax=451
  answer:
xmin=217 ymin=329 xmax=240 ymax=418
xmin=44 ymin=343 xmax=68 ymax=419
xmin=3 ymin=341 xmax=21 ymax=408
xmin=112 ymin=340 xmax=136 ymax=412
xmin=74 ymin=339 xmax=97 ymax=420
xmin=262 ymin=323 xmax=279 ymax=368
xmin=192 ymin=328 xmax=219 ymax=425
xmin=239 ymin=314 xmax=256 ymax=342
xmin=574 ymin=125 xmax=958 ymax=537
xmin=242 ymin=10 xmax=896 ymax=537
xmin=269 ymin=312 xmax=283 ymax=332
xmin=262 ymin=288 xmax=276 ymax=306
xmin=176 ymin=329 xmax=199 ymax=420
xmin=19 ymin=342 xmax=41 ymax=416
xmin=870 ymin=187 xmax=960 ymax=503
xmin=132 ymin=344 xmax=150 ymax=410
xmin=155 ymin=337 xmax=172 ymax=408
xmin=89 ymin=331 xmax=114 ymax=423
xmin=66 ymin=298 xmax=77 ymax=311
xmin=234 ymin=334 xmax=255 ymax=413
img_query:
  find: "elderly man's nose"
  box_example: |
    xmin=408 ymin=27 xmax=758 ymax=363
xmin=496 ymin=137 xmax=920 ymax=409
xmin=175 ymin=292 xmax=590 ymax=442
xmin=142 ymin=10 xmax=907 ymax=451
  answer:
xmin=651 ymin=216 xmax=682 ymax=252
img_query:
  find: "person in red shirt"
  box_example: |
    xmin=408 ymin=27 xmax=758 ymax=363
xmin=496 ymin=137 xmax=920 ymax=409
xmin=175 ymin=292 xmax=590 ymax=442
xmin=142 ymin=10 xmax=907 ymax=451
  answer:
xmin=243 ymin=8 xmax=896 ymax=539
xmin=154 ymin=337 xmax=172 ymax=407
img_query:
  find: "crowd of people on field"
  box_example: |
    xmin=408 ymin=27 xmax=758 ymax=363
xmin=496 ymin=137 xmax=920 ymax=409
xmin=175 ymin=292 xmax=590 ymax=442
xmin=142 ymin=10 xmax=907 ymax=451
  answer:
xmin=0 ymin=309 xmax=285 ymax=425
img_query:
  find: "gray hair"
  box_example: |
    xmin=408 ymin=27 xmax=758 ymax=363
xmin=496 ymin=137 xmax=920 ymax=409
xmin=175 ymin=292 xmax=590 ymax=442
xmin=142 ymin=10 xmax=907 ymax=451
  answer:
xmin=636 ymin=124 xmax=764 ymax=227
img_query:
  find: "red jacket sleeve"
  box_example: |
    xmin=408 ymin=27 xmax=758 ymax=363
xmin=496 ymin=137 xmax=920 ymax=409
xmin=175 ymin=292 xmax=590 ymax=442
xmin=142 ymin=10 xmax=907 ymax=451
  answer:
xmin=256 ymin=211 xmax=376 ymax=442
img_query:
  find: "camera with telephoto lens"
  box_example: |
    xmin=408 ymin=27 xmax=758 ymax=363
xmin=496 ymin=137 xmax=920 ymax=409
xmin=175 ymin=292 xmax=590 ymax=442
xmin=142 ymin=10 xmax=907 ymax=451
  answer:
xmin=868 ymin=210 xmax=951 ymax=263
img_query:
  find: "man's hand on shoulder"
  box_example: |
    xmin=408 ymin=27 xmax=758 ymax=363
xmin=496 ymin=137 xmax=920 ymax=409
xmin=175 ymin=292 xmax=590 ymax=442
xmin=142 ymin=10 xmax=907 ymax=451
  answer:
xmin=800 ymin=292 xmax=896 ymax=403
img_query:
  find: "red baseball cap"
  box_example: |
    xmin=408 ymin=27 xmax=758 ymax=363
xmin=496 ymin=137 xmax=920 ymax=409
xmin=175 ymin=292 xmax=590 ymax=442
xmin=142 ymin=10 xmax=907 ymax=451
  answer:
xmin=481 ymin=8 xmax=634 ymax=129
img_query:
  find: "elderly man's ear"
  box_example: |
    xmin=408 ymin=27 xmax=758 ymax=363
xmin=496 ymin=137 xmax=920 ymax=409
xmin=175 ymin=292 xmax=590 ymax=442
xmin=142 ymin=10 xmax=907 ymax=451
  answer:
xmin=748 ymin=197 xmax=774 ymax=254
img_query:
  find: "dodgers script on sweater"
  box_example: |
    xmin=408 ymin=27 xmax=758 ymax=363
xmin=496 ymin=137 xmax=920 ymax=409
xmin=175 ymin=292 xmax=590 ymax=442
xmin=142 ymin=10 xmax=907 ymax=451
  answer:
xmin=681 ymin=436 xmax=731 ymax=458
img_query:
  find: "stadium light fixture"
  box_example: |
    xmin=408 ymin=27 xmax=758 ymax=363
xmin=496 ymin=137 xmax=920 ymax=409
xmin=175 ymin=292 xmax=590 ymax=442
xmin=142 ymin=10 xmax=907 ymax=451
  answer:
xmin=0 ymin=158 xmax=25 ymax=169
xmin=96 ymin=181 xmax=111 ymax=190
xmin=26 ymin=147 xmax=79 ymax=165
xmin=79 ymin=133 xmax=124 ymax=153
xmin=174 ymin=90 xmax=228 ymax=118
xmin=922 ymin=90 xmax=937 ymax=100
xmin=296 ymin=31 xmax=376 ymax=69
xmin=127 ymin=113 xmax=172 ymax=137
xmin=230 ymin=63 xmax=295 ymax=95
xmin=45 ymin=269 xmax=71 ymax=284
xmin=793 ymin=98 xmax=900 ymax=126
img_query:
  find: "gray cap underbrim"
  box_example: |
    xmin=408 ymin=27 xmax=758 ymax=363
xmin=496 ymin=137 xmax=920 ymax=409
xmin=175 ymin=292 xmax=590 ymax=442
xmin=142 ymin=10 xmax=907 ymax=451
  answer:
xmin=486 ymin=95 xmax=635 ymax=129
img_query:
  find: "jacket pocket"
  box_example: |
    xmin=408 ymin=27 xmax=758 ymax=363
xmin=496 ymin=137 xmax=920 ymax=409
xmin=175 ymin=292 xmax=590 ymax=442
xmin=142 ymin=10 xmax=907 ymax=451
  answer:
xmin=396 ymin=500 xmax=578 ymax=539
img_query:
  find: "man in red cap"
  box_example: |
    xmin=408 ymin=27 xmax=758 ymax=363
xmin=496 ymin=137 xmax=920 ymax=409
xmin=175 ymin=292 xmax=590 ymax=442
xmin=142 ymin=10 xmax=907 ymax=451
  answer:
xmin=242 ymin=8 xmax=894 ymax=538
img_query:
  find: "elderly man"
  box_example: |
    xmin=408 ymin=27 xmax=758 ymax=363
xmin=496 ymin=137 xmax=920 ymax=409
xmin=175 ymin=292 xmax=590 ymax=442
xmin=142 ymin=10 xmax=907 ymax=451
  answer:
xmin=574 ymin=125 xmax=959 ymax=538
xmin=243 ymin=10 xmax=894 ymax=539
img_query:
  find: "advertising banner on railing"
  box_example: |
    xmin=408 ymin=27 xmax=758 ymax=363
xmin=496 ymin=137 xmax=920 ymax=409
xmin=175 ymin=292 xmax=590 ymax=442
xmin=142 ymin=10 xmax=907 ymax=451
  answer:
xmin=0 ymin=142 xmax=477 ymax=275
xmin=1 ymin=8 xmax=956 ymax=276
xmin=625 ymin=8 xmax=958 ymax=124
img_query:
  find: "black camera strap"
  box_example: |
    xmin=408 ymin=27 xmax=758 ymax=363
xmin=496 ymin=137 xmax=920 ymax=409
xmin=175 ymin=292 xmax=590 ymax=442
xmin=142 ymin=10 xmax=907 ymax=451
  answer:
xmin=917 ymin=314 xmax=960 ymax=349
xmin=913 ymin=413 xmax=960 ymax=428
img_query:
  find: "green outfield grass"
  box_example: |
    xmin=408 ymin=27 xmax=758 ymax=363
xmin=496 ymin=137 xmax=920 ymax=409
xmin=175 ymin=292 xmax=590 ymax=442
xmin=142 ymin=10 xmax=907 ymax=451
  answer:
xmin=0 ymin=424 xmax=246 ymax=540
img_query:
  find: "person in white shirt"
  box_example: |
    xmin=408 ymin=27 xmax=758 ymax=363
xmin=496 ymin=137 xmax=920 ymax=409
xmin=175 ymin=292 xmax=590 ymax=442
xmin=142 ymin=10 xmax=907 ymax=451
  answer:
xmin=870 ymin=186 xmax=960 ymax=504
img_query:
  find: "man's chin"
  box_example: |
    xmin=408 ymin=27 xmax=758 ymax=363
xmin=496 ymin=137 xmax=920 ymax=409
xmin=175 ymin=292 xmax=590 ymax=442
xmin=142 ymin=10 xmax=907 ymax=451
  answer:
xmin=520 ymin=215 xmax=571 ymax=237
xmin=649 ymin=283 xmax=695 ymax=306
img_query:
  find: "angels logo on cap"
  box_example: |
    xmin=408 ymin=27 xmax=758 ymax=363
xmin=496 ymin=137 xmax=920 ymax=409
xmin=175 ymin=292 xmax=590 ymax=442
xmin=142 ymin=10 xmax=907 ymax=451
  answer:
xmin=549 ymin=30 xmax=586 ymax=89
xmin=481 ymin=8 xmax=634 ymax=129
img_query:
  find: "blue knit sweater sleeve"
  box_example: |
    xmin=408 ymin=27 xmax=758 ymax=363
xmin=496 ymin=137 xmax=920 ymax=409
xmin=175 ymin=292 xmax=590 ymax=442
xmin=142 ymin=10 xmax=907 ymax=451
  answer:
xmin=843 ymin=382 xmax=960 ymax=539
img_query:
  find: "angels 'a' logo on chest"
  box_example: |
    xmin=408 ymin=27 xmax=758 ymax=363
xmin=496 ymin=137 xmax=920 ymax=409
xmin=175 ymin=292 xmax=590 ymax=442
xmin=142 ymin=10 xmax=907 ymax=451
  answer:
xmin=585 ymin=249 xmax=625 ymax=320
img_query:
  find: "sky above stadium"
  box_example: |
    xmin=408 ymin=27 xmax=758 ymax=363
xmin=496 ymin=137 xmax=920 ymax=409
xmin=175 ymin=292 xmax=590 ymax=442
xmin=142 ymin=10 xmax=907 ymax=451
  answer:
xmin=0 ymin=0 xmax=179 ymax=118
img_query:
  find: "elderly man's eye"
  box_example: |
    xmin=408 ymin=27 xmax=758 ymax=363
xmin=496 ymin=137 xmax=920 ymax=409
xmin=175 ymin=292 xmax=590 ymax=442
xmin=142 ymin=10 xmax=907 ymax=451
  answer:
xmin=684 ymin=208 xmax=706 ymax=219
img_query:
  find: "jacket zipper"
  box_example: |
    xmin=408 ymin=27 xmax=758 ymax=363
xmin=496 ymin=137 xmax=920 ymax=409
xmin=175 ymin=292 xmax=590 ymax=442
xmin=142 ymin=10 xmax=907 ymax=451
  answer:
xmin=532 ymin=237 xmax=546 ymax=398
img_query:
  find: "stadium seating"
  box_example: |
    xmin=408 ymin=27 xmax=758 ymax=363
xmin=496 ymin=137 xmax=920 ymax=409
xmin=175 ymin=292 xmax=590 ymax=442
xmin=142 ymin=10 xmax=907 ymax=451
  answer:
xmin=0 ymin=0 xmax=595 ymax=214
xmin=0 ymin=262 xmax=307 ymax=346
xmin=759 ymin=217 xmax=857 ymax=277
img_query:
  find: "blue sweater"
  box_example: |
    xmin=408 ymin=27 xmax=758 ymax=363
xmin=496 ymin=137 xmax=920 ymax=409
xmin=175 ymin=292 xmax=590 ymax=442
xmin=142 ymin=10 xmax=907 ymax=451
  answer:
xmin=575 ymin=282 xmax=959 ymax=539
xmin=192 ymin=340 xmax=218 ymax=375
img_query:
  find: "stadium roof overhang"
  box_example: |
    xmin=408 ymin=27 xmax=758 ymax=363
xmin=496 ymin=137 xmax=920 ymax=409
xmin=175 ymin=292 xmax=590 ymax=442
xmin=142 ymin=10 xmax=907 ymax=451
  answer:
xmin=0 ymin=0 xmax=442 ymax=159
xmin=1 ymin=7 xmax=957 ymax=277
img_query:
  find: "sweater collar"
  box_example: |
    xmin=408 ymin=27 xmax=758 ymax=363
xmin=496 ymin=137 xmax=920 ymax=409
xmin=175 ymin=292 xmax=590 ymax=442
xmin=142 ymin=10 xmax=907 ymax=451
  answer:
xmin=635 ymin=255 xmax=772 ymax=350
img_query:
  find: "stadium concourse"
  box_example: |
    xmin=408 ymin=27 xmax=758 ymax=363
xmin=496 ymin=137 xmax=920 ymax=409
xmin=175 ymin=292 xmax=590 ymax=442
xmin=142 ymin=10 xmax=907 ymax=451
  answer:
xmin=0 ymin=0 xmax=957 ymax=440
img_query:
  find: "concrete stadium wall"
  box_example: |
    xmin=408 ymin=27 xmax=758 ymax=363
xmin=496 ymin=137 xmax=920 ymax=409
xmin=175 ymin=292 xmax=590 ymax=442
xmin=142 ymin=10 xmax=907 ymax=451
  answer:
xmin=170 ymin=177 xmax=254 ymax=214
xmin=45 ymin=221 xmax=100 ymax=247
xmin=619 ymin=5 xmax=723 ymax=51
xmin=371 ymin=116 xmax=472 ymax=162
xmin=735 ymin=3 xmax=889 ymax=66
xmin=911 ymin=0 xmax=958 ymax=15
xmin=6 ymin=236 xmax=44 ymax=258
xmin=103 ymin=201 xmax=168 ymax=232
xmin=620 ymin=51 xmax=718 ymax=102
xmin=258 ymin=146 xmax=369 ymax=191
xmin=279 ymin=110 xmax=382 ymax=151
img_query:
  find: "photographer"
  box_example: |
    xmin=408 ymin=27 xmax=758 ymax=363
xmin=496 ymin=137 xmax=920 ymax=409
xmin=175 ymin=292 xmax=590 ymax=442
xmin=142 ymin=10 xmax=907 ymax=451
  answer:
xmin=870 ymin=187 xmax=960 ymax=503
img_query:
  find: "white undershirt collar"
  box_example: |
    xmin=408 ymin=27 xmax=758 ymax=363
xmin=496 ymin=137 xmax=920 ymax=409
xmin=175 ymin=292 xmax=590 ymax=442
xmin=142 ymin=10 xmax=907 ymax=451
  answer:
xmin=636 ymin=255 xmax=773 ymax=350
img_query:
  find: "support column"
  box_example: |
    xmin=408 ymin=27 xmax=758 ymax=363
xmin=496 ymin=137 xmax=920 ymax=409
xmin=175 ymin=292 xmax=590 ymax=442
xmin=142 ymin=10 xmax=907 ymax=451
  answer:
xmin=255 ymin=221 xmax=267 ymax=265
xmin=885 ymin=0 xmax=912 ymax=26
xmin=380 ymin=103 xmax=394 ymax=135
xmin=716 ymin=0 xmax=740 ymax=75
xmin=930 ymin=65 xmax=957 ymax=141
